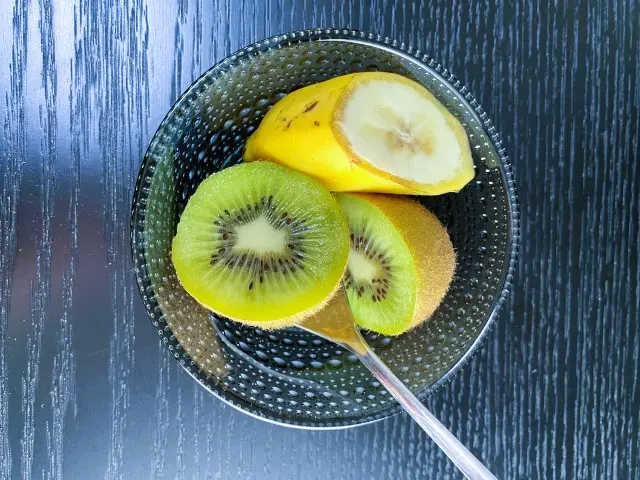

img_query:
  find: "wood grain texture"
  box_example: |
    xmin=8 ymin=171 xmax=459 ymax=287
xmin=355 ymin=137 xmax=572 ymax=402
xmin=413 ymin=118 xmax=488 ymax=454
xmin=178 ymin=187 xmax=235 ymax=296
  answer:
xmin=0 ymin=0 xmax=638 ymax=479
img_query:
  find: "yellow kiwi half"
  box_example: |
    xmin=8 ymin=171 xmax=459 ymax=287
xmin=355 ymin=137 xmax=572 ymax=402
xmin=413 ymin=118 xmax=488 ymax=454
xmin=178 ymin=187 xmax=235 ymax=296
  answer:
xmin=171 ymin=162 xmax=350 ymax=329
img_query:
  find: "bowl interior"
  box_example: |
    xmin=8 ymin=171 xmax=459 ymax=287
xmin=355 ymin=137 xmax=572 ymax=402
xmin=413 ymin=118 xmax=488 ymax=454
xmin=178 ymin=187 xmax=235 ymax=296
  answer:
xmin=131 ymin=30 xmax=518 ymax=428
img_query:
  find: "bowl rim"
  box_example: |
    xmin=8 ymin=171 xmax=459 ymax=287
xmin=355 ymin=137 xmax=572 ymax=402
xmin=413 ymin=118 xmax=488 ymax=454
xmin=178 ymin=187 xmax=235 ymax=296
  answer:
xmin=130 ymin=28 xmax=520 ymax=430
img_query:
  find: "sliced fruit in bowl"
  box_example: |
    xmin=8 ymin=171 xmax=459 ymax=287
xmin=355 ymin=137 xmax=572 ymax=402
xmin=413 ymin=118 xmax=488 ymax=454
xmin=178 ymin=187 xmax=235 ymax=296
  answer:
xmin=244 ymin=72 xmax=475 ymax=195
xmin=132 ymin=30 xmax=518 ymax=436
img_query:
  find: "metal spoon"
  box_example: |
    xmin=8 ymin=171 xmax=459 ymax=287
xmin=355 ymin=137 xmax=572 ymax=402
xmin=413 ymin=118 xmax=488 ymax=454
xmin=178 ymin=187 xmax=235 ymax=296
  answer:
xmin=299 ymin=286 xmax=497 ymax=480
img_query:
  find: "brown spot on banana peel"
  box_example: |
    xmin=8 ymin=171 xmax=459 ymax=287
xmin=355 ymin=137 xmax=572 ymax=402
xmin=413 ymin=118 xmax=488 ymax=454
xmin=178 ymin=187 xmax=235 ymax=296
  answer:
xmin=303 ymin=100 xmax=319 ymax=113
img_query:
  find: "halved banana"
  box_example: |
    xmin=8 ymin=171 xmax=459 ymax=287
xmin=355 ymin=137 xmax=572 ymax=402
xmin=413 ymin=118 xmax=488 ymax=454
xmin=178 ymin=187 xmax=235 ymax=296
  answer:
xmin=244 ymin=72 xmax=474 ymax=195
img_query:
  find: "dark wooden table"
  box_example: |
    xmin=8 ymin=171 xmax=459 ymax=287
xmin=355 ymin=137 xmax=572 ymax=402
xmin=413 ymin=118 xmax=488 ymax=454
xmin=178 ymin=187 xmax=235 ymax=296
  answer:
xmin=1 ymin=1 xmax=639 ymax=479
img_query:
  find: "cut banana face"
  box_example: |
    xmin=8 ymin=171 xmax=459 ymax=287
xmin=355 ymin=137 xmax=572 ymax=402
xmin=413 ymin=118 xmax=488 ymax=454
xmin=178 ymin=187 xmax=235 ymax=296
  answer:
xmin=244 ymin=72 xmax=474 ymax=195
xmin=338 ymin=77 xmax=465 ymax=186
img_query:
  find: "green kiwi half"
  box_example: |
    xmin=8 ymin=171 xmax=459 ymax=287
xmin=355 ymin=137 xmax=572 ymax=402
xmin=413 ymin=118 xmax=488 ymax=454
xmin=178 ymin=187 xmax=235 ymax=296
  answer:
xmin=335 ymin=193 xmax=456 ymax=336
xmin=171 ymin=161 xmax=350 ymax=328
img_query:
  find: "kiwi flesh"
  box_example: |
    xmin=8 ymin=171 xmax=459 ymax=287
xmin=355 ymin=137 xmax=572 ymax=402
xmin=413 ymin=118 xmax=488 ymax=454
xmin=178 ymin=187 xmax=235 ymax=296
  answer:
xmin=334 ymin=193 xmax=456 ymax=336
xmin=171 ymin=161 xmax=350 ymax=328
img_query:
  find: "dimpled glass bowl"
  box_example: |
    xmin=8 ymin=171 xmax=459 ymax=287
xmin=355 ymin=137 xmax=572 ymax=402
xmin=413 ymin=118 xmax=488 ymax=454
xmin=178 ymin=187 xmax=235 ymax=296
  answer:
xmin=131 ymin=29 xmax=519 ymax=429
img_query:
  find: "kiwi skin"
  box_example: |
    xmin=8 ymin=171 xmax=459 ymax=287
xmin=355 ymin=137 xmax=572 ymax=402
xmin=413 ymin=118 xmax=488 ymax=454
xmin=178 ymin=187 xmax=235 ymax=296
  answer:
xmin=204 ymin=276 xmax=344 ymax=330
xmin=311 ymin=193 xmax=456 ymax=336
xmin=353 ymin=193 xmax=456 ymax=332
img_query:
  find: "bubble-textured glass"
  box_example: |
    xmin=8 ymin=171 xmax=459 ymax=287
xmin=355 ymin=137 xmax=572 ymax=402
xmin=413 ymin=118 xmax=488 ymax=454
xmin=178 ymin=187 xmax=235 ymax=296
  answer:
xmin=131 ymin=29 xmax=519 ymax=429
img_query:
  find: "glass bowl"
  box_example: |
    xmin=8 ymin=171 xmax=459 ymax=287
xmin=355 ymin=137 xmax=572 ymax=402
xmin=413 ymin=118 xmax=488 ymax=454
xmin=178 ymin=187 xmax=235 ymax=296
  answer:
xmin=131 ymin=29 xmax=519 ymax=429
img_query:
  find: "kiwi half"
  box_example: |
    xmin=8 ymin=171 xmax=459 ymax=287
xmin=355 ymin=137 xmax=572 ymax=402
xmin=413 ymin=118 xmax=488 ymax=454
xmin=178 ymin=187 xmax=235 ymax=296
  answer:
xmin=171 ymin=161 xmax=350 ymax=328
xmin=334 ymin=193 xmax=456 ymax=336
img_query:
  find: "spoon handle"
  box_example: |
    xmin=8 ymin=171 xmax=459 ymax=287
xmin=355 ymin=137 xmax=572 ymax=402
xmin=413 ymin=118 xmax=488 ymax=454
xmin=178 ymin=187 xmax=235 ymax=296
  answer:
xmin=356 ymin=346 xmax=497 ymax=480
xmin=299 ymin=289 xmax=497 ymax=479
